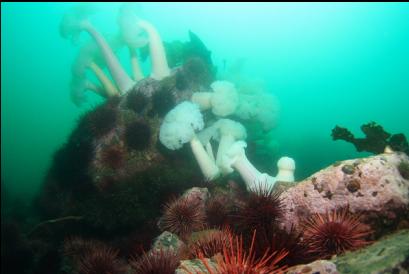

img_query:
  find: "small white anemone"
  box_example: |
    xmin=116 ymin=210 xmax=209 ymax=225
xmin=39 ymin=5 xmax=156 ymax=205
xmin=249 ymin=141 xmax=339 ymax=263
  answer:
xmin=275 ymin=156 xmax=296 ymax=182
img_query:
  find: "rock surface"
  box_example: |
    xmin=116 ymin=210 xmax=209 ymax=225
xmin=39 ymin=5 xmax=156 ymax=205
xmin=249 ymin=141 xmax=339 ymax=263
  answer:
xmin=286 ymin=260 xmax=338 ymax=274
xmin=151 ymin=231 xmax=184 ymax=252
xmin=332 ymin=229 xmax=409 ymax=274
xmin=183 ymin=187 xmax=210 ymax=205
xmin=286 ymin=229 xmax=409 ymax=274
xmin=176 ymin=258 xmax=217 ymax=274
xmin=280 ymin=152 xmax=409 ymax=234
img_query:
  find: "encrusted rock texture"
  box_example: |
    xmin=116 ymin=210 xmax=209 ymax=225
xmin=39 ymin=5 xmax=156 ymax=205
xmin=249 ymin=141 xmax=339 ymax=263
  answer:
xmin=280 ymin=152 xmax=409 ymax=235
xmin=286 ymin=229 xmax=409 ymax=274
xmin=332 ymin=229 xmax=409 ymax=274
xmin=90 ymin=66 xmax=203 ymax=188
xmin=286 ymin=260 xmax=338 ymax=274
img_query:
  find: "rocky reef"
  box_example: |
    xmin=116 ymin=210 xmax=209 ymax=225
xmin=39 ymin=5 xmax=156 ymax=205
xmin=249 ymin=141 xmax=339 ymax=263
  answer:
xmin=287 ymin=229 xmax=409 ymax=274
xmin=279 ymin=152 xmax=409 ymax=236
xmin=3 ymin=4 xmax=409 ymax=274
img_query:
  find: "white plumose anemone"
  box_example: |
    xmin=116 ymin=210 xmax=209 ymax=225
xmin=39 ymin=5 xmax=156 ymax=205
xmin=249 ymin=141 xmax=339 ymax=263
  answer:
xmin=191 ymin=80 xmax=239 ymax=117
xmin=159 ymin=102 xmax=220 ymax=180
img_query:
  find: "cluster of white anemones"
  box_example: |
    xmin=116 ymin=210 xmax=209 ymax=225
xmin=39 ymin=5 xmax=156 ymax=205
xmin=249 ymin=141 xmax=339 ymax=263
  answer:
xmin=160 ymin=80 xmax=294 ymax=192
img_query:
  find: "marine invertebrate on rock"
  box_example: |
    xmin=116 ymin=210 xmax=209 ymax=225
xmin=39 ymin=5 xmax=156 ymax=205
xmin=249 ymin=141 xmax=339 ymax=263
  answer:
xmin=346 ymin=178 xmax=361 ymax=193
xmin=212 ymin=119 xmax=247 ymax=174
xmin=221 ymin=141 xmax=276 ymax=191
xmin=137 ymin=19 xmax=171 ymax=80
xmin=183 ymin=230 xmax=288 ymax=274
xmin=70 ymin=76 xmax=105 ymax=107
xmin=275 ymin=156 xmax=295 ymax=182
xmin=100 ymin=144 xmax=126 ymax=169
xmin=159 ymin=101 xmax=220 ymax=180
xmin=187 ymin=229 xmax=230 ymax=259
xmin=234 ymin=185 xmax=283 ymax=234
xmin=235 ymin=90 xmax=280 ymax=132
xmin=129 ymin=249 xmax=180 ymax=274
xmin=85 ymin=102 xmax=118 ymax=138
xmin=267 ymin=226 xmax=310 ymax=267
xmin=64 ymin=236 xmax=126 ymax=274
xmin=76 ymin=244 xmax=126 ymax=274
xmin=159 ymin=196 xmax=205 ymax=239
xmin=332 ymin=122 xmax=409 ymax=155
xmin=72 ymin=41 xmax=119 ymax=98
xmin=125 ymin=89 xmax=149 ymax=114
xmin=341 ymin=164 xmax=355 ymax=174
xmin=125 ymin=121 xmax=151 ymax=150
xmin=220 ymin=138 xmax=296 ymax=190
xmin=60 ymin=4 xmax=135 ymax=93
xmin=253 ymin=93 xmax=280 ymax=132
xmin=302 ymin=207 xmax=372 ymax=259
xmin=117 ymin=3 xmax=147 ymax=81
xmin=151 ymin=85 xmax=176 ymax=117
xmin=205 ymin=193 xmax=231 ymax=228
xmin=191 ymin=80 xmax=239 ymax=117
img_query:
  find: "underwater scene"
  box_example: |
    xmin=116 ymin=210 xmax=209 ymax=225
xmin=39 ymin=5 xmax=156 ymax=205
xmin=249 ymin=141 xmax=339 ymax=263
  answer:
xmin=2 ymin=2 xmax=409 ymax=273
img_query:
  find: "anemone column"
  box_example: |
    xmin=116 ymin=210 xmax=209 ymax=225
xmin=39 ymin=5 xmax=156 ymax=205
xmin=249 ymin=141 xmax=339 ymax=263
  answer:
xmin=81 ymin=21 xmax=135 ymax=93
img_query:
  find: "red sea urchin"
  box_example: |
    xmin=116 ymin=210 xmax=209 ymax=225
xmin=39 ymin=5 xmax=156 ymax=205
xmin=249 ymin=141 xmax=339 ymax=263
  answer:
xmin=205 ymin=193 xmax=231 ymax=228
xmin=235 ymin=185 xmax=283 ymax=234
xmin=267 ymin=226 xmax=310 ymax=267
xmin=159 ymin=196 xmax=205 ymax=239
xmin=183 ymin=230 xmax=288 ymax=274
xmin=76 ymin=244 xmax=126 ymax=274
xmin=302 ymin=207 xmax=372 ymax=259
xmin=188 ymin=229 xmax=230 ymax=259
xmin=129 ymin=249 xmax=180 ymax=274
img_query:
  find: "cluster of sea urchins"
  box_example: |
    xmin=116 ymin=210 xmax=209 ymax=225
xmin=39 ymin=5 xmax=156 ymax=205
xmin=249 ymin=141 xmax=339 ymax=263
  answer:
xmin=156 ymin=187 xmax=373 ymax=270
xmin=61 ymin=189 xmax=373 ymax=274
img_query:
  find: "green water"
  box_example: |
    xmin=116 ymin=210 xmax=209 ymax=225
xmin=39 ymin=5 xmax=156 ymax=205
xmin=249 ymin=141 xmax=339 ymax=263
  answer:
xmin=2 ymin=2 xmax=409 ymax=201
